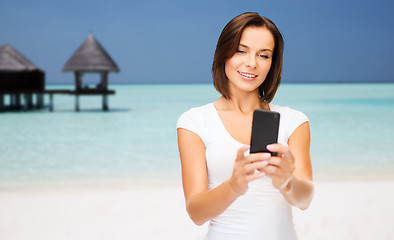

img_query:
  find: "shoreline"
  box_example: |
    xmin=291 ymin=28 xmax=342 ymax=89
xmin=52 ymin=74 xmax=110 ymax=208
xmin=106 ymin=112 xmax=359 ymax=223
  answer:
xmin=1 ymin=179 xmax=394 ymax=239
xmin=2 ymin=170 xmax=394 ymax=191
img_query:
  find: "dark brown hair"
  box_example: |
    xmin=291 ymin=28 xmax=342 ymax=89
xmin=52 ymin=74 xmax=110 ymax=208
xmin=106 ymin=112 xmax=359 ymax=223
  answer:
xmin=212 ymin=12 xmax=284 ymax=102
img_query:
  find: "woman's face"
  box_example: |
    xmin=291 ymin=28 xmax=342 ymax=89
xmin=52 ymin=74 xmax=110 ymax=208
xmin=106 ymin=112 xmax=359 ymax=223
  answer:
xmin=225 ymin=26 xmax=275 ymax=96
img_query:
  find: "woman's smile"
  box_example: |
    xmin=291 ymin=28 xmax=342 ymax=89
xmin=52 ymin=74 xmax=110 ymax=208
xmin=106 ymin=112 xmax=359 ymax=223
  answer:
xmin=238 ymin=71 xmax=258 ymax=81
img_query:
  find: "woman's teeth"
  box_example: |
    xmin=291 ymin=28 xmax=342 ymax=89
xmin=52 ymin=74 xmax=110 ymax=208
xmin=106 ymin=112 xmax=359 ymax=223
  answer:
xmin=239 ymin=72 xmax=257 ymax=78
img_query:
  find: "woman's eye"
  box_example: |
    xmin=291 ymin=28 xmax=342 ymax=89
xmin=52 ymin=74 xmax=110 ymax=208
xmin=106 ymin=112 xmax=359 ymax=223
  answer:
xmin=258 ymin=54 xmax=269 ymax=59
xmin=237 ymin=50 xmax=245 ymax=54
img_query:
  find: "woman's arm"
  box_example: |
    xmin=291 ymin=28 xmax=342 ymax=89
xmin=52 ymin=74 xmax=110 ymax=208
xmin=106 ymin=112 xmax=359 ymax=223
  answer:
xmin=177 ymin=128 xmax=269 ymax=225
xmin=262 ymin=122 xmax=314 ymax=210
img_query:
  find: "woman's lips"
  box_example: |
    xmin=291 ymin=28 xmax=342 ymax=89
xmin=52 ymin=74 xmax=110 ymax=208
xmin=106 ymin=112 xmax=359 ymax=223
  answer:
xmin=238 ymin=71 xmax=258 ymax=81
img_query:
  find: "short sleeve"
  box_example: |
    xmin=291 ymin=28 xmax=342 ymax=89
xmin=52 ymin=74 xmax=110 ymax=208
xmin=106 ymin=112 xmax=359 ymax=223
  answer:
xmin=176 ymin=109 xmax=204 ymax=140
xmin=287 ymin=109 xmax=309 ymax=137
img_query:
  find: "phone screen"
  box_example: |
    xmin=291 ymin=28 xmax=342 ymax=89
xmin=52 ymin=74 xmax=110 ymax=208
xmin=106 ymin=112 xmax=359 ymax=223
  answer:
xmin=250 ymin=109 xmax=280 ymax=154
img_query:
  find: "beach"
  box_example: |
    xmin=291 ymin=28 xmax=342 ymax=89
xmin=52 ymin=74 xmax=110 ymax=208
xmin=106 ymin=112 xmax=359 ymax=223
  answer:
xmin=1 ymin=180 xmax=393 ymax=240
xmin=1 ymin=83 xmax=394 ymax=239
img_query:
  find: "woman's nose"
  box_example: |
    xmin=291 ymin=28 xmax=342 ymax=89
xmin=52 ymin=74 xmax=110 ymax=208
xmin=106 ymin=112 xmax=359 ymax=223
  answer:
xmin=245 ymin=55 xmax=257 ymax=69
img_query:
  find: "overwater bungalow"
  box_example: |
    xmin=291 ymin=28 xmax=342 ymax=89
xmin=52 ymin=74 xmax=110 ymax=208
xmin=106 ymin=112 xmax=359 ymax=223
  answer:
xmin=0 ymin=44 xmax=45 ymax=110
xmin=62 ymin=34 xmax=119 ymax=111
xmin=0 ymin=34 xmax=119 ymax=112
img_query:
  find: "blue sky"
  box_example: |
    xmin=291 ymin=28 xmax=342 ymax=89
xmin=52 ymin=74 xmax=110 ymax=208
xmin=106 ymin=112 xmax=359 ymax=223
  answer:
xmin=1 ymin=0 xmax=393 ymax=84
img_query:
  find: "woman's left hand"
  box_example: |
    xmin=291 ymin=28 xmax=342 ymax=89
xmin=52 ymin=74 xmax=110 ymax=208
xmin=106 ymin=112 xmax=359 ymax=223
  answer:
xmin=258 ymin=143 xmax=295 ymax=190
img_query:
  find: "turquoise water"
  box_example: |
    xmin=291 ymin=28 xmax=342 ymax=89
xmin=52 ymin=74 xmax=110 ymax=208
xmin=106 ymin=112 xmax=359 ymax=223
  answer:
xmin=1 ymin=83 xmax=394 ymax=186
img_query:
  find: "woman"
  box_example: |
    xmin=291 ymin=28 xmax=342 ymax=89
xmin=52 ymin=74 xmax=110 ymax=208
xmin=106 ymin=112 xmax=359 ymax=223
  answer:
xmin=177 ymin=12 xmax=314 ymax=239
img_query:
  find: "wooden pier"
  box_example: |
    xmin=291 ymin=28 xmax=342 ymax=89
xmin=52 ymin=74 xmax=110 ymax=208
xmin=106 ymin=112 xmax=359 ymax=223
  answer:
xmin=1 ymin=36 xmax=120 ymax=112
xmin=0 ymin=89 xmax=115 ymax=112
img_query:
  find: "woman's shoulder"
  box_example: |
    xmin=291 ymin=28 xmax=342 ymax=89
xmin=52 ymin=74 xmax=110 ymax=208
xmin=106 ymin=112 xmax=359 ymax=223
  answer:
xmin=176 ymin=103 xmax=215 ymax=143
xmin=269 ymin=103 xmax=309 ymax=128
xmin=269 ymin=103 xmax=309 ymax=138
xmin=179 ymin=103 xmax=214 ymax=118
xmin=176 ymin=103 xmax=214 ymax=129
xmin=269 ymin=103 xmax=308 ymax=119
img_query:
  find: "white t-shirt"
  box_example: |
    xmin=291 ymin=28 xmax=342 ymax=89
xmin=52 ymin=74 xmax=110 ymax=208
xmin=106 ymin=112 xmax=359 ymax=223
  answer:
xmin=177 ymin=103 xmax=309 ymax=240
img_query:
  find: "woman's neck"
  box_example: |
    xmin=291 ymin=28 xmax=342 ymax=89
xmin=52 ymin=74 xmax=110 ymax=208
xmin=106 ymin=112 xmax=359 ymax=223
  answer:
xmin=216 ymin=90 xmax=269 ymax=114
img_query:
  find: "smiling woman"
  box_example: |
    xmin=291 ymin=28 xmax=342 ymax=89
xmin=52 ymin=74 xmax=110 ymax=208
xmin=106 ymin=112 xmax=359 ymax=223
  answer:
xmin=212 ymin=13 xmax=284 ymax=102
xmin=225 ymin=27 xmax=274 ymax=98
xmin=177 ymin=12 xmax=313 ymax=240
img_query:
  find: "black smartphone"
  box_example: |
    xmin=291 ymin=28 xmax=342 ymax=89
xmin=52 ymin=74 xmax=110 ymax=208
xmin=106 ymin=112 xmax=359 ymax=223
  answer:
xmin=250 ymin=109 xmax=280 ymax=155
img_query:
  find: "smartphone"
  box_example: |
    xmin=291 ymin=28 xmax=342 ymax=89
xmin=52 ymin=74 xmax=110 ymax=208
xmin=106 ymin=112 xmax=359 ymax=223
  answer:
xmin=250 ymin=109 xmax=280 ymax=155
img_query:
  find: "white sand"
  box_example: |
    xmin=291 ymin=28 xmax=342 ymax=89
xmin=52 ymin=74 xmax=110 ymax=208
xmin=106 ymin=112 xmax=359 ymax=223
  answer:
xmin=294 ymin=180 xmax=394 ymax=240
xmin=0 ymin=180 xmax=393 ymax=240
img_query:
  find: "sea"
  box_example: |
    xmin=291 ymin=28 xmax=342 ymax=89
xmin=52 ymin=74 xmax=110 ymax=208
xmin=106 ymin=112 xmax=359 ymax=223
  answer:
xmin=1 ymin=83 xmax=394 ymax=188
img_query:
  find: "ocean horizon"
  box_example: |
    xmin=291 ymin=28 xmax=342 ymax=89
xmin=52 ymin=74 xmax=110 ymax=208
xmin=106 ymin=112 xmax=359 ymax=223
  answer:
xmin=44 ymin=79 xmax=394 ymax=85
xmin=1 ymin=83 xmax=394 ymax=188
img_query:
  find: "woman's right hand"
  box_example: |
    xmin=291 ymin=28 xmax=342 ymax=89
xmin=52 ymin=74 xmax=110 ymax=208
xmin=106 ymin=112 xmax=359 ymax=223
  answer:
xmin=229 ymin=146 xmax=270 ymax=196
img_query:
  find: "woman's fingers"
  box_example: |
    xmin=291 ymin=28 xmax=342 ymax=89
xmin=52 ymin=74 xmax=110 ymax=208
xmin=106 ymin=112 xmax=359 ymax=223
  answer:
xmin=236 ymin=145 xmax=250 ymax=162
xmin=246 ymin=171 xmax=265 ymax=182
xmin=245 ymin=152 xmax=271 ymax=163
xmin=235 ymin=144 xmax=297 ymax=191
xmin=260 ymin=144 xmax=296 ymax=190
xmin=231 ymin=146 xmax=268 ymax=196
xmin=243 ymin=152 xmax=270 ymax=176
xmin=244 ymin=160 xmax=269 ymax=174
xmin=236 ymin=146 xmax=271 ymax=173
xmin=262 ymin=164 xmax=288 ymax=177
xmin=233 ymin=145 xmax=295 ymax=192
xmin=266 ymin=144 xmax=294 ymax=163
xmin=235 ymin=147 xmax=270 ymax=177
xmin=267 ymin=156 xmax=295 ymax=173
xmin=232 ymin=144 xmax=298 ymax=192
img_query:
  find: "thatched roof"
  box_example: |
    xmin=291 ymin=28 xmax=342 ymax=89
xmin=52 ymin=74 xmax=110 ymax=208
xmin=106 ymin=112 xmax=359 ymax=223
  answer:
xmin=0 ymin=44 xmax=41 ymax=72
xmin=62 ymin=34 xmax=120 ymax=72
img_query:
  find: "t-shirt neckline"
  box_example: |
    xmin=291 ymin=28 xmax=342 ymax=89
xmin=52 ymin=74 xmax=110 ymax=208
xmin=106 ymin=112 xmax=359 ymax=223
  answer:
xmin=209 ymin=102 xmax=274 ymax=146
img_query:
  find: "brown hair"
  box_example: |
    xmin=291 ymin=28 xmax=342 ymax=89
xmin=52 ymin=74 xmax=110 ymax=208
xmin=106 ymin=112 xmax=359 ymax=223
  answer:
xmin=212 ymin=12 xmax=284 ymax=102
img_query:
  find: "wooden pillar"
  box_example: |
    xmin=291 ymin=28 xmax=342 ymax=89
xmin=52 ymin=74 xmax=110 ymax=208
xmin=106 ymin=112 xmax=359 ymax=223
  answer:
xmin=49 ymin=93 xmax=54 ymax=112
xmin=11 ymin=94 xmax=16 ymax=109
xmin=0 ymin=94 xmax=4 ymax=110
xmin=100 ymin=72 xmax=108 ymax=90
xmin=102 ymin=94 xmax=108 ymax=111
xmin=16 ymin=94 xmax=21 ymax=108
xmin=10 ymin=94 xmax=14 ymax=109
xmin=75 ymin=72 xmax=83 ymax=91
xmin=27 ymin=94 xmax=33 ymax=109
xmin=23 ymin=94 xmax=28 ymax=111
xmin=75 ymin=94 xmax=80 ymax=112
xmin=36 ymin=94 xmax=44 ymax=109
xmin=10 ymin=94 xmax=14 ymax=108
